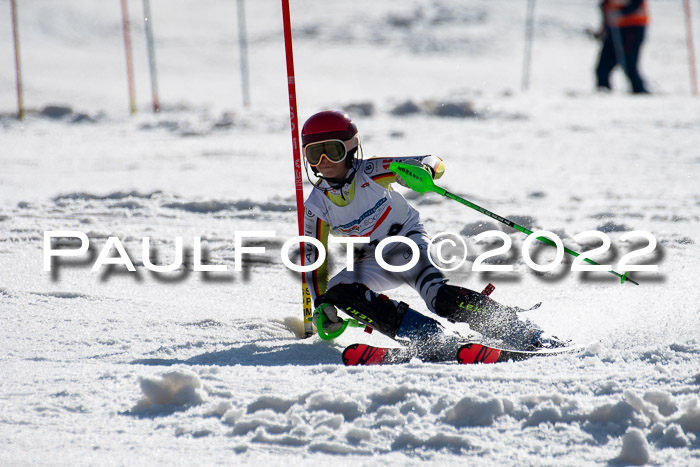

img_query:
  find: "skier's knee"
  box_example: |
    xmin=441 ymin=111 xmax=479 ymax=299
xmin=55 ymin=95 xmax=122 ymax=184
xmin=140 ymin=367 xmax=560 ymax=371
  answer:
xmin=316 ymin=283 xmax=407 ymax=337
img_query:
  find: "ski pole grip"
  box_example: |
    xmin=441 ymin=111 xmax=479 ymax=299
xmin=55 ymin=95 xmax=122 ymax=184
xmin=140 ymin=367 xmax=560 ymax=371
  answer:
xmin=389 ymin=161 xmax=439 ymax=195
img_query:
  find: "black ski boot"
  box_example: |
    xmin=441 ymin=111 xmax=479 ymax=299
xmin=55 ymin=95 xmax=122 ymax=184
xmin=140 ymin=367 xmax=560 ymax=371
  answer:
xmin=433 ymin=284 xmax=566 ymax=351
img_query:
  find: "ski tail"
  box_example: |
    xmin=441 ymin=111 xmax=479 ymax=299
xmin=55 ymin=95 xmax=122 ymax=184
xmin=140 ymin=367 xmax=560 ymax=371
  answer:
xmin=342 ymin=344 xmax=413 ymax=366
xmin=456 ymin=343 xmax=502 ymax=364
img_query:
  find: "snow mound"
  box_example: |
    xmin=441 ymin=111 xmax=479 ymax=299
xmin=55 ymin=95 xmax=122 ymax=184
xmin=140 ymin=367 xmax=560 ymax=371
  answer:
xmin=655 ymin=424 xmax=690 ymax=448
xmin=230 ymin=409 xmax=292 ymax=436
xmin=523 ymin=402 xmax=562 ymax=427
xmin=586 ymin=399 xmax=650 ymax=436
xmin=643 ymin=390 xmax=678 ymax=417
xmin=615 ymin=428 xmax=651 ymax=465
xmin=248 ymin=395 xmax=298 ymax=414
xmin=674 ymin=399 xmax=700 ymax=434
xmin=132 ymin=370 xmax=206 ymax=412
xmin=305 ymin=392 xmax=363 ymax=421
xmin=442 ymin=395 xmax=504 ymax=427
xmin=391 ymin=430 xmax=473 ymax=453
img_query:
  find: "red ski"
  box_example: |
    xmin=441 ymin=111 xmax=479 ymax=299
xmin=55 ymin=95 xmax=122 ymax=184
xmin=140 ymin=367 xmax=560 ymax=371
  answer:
xmin=343 ymin=342 xmax=584 ymax=366
xmin=457 ymin=342 xmax=585 ymax=364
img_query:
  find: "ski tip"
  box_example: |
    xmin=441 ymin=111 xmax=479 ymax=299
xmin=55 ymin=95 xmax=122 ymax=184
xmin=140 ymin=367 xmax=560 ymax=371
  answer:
xmin=457 ymin=342 xmax=586 ymax=364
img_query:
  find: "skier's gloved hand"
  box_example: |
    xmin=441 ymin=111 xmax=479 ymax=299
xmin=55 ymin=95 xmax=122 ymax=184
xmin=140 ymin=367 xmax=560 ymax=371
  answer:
xmin=421 ymin=155 xmax=445 ymax=179
xmin=395 ymin=159 xmax=434 ymax=188
xmin=312 ymin=304 xmax=342 ymax=333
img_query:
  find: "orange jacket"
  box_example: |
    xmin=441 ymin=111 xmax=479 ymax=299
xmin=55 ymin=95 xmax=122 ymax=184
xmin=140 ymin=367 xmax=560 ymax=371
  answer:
xmin=603 ymin=0 xmax=649 ymax=27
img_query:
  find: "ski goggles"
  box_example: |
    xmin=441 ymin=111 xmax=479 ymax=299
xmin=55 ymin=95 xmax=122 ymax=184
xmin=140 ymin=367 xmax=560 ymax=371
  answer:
xmin=304 ymin=137 xmax=358 ymax=167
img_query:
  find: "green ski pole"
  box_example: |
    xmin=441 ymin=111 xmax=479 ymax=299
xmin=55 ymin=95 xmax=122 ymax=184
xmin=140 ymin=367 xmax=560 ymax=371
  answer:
xmin=389 ymin=161 xmax=638 ymax=285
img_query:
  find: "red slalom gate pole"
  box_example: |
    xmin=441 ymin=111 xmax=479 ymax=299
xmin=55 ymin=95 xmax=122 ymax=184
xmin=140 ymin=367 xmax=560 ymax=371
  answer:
xmin=120 ymin=0 xmax=137 ymax=114
xmin=281 ymin=0 xmax=314 ymax=338
xmin=683 ymin=0 xmax=698 ymax=95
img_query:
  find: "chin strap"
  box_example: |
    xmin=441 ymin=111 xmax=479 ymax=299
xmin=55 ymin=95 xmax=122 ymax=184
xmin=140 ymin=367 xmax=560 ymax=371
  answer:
xmin=308 ymin=165 xmax=358 ymax=192
xmin=322 ymin=168 xmax=357 ymax=190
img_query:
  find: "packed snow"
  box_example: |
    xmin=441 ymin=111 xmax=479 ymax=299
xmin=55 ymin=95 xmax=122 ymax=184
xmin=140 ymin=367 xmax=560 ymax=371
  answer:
xmin=1 ymin=0 xmax=699 ymax=465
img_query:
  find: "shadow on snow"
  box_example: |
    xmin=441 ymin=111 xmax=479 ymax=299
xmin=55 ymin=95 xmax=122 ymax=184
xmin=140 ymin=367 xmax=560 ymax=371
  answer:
xmin=130 ymin=340 xmax=342 ymax=367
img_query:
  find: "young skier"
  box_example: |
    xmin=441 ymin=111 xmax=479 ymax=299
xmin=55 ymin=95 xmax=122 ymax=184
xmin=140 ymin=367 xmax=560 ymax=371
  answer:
xmin=302 ymin=110 xmax=565 ymax=360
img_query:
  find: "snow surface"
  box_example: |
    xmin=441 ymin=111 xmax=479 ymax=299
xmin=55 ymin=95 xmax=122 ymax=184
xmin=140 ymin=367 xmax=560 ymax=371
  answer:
xmin=1 ymin=0 xmax=699 ymax=465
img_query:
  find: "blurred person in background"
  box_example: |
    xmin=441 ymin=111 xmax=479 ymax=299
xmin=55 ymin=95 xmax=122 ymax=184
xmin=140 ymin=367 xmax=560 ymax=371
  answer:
xmin=595 ymin=0 xmax=650 ymax=94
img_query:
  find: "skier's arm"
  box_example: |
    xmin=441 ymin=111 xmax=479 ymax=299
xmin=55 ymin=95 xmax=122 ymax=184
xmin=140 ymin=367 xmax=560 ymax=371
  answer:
xmin=303 ymin=207 xmax=330 ymax=305
xmin=366 ymin=155 xmax=445 ymax=189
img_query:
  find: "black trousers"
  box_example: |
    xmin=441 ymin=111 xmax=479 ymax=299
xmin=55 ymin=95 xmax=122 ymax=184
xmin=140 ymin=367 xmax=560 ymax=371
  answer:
xmin=596 ymin=25 xmax=648 ymax=93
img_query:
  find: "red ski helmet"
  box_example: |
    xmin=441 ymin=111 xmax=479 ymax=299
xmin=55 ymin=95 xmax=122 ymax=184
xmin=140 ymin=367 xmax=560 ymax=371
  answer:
xmin=301 ymin=111 xmax=359 ymax=169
